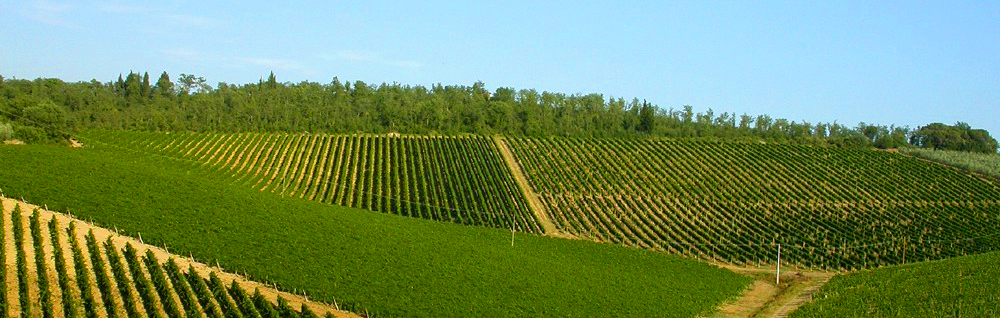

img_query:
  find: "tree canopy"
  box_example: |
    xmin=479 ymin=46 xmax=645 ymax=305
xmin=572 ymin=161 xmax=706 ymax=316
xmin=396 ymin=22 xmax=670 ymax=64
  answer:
xmin=910 ymin=122 xmax=998 ymax=153
xmin=0 ymin=71 xmax=993 ymax=153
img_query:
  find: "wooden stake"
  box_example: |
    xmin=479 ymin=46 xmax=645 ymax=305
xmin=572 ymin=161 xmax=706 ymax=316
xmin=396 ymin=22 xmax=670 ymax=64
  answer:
xmin=903 ymin=240 xmax=907 ymax=264
xmin=776 ymin=244 xmax=781 ymax=286
xmin=511 ymin=228 xmax=515 ymax=247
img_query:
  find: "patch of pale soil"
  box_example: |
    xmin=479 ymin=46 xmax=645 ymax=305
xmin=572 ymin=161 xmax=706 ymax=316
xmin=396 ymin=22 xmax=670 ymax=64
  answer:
xmin=125 ymin=245 xmax=170 ymax=318
xmin=346 ymin=136 xmax=364 ymax=207
xmin=17 ymin=210 xmax=43 ymax=318
xmin=36 ymin=212 xmax=67 ymax=318
xmin=246 ymin=134 xmax=282 ymax=181
xmin=52 ymin=213 xmax=86 ymax=318
xmin=80 ymin=228 xmax=132 ymax=318
xmin=2 ymin=197 xmax=362 ymax=318
xmin=765 ymin=274 xmax=832 ymax=318
xmin=705 ymin=263 xmax=835 ymax=318
xmin=65 ymin=218 xmax=111 ymax=318
xmin=287 ymin=134 xmax=319 ymax=197
xmin=492 ymin=136 xmax=561 ymax=236
xmin=300 ymin=135 xmax=331 ymax=199
xmin=704 ymin=280 xmax=777 ymax=318
xmin=261 ymin=133 xmax=300 ymax=191
xmin=312 ymin=136 xmax=345 ymax=201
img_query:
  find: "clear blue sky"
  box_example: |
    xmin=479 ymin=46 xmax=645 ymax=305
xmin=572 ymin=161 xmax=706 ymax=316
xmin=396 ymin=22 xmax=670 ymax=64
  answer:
xmin=2 ymin=1 xmax=998 ymax=136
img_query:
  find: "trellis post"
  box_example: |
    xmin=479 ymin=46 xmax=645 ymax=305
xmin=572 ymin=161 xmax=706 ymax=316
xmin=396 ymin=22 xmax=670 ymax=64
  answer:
xmin=776 ymin=243 xmax=781 ymax=286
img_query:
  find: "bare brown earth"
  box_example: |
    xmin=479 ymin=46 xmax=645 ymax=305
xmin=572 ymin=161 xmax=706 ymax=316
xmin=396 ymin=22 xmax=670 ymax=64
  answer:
xmin=705 ymin=263 xmax=835 ymax=318
xmin=2 ymin=197 xmax=362 ymax=318
xmin=492 ymin=136 xmax=563 ymax=237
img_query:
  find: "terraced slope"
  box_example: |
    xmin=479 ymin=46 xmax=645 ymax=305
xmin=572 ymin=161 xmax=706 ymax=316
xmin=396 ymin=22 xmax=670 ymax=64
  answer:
xmin=790 ymin=251 xmax=1000 ymax=317
xmin=83 ymin=131 xmax=541 ymax=233
xmin=505 ymin=137 xmax=1000 ymax=269
xmin=0 ymin=197 xmax=355 ymax=318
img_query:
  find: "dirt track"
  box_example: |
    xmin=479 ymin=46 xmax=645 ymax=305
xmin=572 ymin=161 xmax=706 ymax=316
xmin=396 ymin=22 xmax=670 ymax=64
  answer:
xmin=704 ymin=264 xmax=835 ymax=318
xmin=493 ymin=136 xmax=561 ymax=236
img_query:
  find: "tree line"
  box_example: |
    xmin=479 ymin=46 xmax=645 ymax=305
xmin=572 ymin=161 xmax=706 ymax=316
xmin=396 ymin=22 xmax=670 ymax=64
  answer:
xmin=0 ymin=71 xmax=995 ymax=153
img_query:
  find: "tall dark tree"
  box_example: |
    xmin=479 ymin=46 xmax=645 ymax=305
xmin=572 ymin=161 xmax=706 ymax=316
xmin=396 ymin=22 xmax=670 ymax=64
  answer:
xmin=266 ymin=71 xmax=277 ymax=89
xmin=154 ymin=72 xmax=174 ymax=97
xmin=124 ymin=72 xmax=142 ymax=100
xmin=638 ymin=100 xmax=656 ymax=133
xmin=141 ymin=72 xmax=151 ymax=98
xmin=115 ymin=74 xmax=125 ymax=95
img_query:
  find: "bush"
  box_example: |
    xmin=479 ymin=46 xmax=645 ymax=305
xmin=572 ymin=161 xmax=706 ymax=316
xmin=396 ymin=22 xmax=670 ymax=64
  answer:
xmin=13 ymin=125 xmax=47 ymax=144
xmin=0 ymin=122 xmax=12 ymax=140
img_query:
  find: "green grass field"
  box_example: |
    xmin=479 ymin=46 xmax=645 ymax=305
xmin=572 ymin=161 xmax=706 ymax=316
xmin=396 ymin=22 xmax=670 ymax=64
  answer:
xmin=0 ymin=144 xmax=750 ymax=318
xmin=790 ymin=251 xmax=1000 ymax=317
xmin=901 ymin=147 xmax=1000 ymax=180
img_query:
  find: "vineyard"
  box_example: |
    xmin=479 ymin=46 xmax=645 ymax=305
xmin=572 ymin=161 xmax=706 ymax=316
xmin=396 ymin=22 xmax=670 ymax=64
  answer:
xmin=0 ymin=198 xmax=352 ymax=318
xmin=0 ymin=144 xmax=750 ymax=318
xmin=505 ymin=137 xmax=1000 ymax=269
xmin=83 ymin=131 xmax=542 ymax=233
xmin=790 ymin=251 xmax=1000 ymax=317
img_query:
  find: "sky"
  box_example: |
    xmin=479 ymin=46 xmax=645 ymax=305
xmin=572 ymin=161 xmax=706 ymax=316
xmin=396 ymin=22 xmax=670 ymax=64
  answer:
xmin=2 ymin=0 xmax=998 ymax=136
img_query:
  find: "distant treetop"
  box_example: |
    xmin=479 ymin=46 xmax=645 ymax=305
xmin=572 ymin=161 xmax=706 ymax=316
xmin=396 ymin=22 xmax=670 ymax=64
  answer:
xmin=910 ymin=122 xmax=998 ymax=153
xmin=0 ymin=71 xmax=995 ymax=153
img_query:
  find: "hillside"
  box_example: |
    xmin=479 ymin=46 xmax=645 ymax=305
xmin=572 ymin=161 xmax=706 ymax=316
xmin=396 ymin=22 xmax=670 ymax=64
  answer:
xmin=0 ymin=144 xmax=750 ymax=318
xmin=81 ymin=131 xmax=1000 ymax=270
xmin=790 ymin=251 xmax=1000 ymax=317
xmin=901 ymin=147 xmax=1000 ymax=180
xmin=85 ymin=130 xmax=542 ymax=233
xmin=505 ymin=137 xmax=1000 ymax=269
xmin=1 ymin=197 xmax=353 ymax=318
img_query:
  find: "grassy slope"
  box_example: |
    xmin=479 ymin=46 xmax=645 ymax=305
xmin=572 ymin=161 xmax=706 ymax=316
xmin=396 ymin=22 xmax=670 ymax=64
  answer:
xmin=901 ymin=147 xmax=1000 ymax=180
xmin=0 ymin=145 xmax=750 ymax=318
xmin=791 ymin=251 xmax=1000 ymax=318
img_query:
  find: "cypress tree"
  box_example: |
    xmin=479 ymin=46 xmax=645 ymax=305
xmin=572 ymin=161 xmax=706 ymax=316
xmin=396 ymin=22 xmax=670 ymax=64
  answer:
xmin=141 ymin=72 xmax=151 ymax=99
xmin=266 ymin=72 xmax=277 ymax=89
xmin=155 ymin=72 xmax=174 ymax=98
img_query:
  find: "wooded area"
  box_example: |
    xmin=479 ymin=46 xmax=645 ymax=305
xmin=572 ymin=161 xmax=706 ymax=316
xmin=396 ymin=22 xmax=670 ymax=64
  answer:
xmin=0 ymin=72 xmax=995 ymax=153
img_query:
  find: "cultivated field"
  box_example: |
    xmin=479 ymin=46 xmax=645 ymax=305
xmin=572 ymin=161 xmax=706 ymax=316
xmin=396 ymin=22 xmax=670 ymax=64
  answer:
xmin=80 ymin=132 xmax=1000 ymax=271
xmin=0 ymin=144 xmax=750 ymax=318
xmin=84 ymin=131 xmax=542 ymax=233
xmin=901 ymin=147 xmax=1000 ymax=179
xmin=790 ymin=250 xmax=1000 ymax=317
xmin=505 ymin=137 xmax=1000 ymax=269
xmin=0 ymin=198 xmax=352 ymax=318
